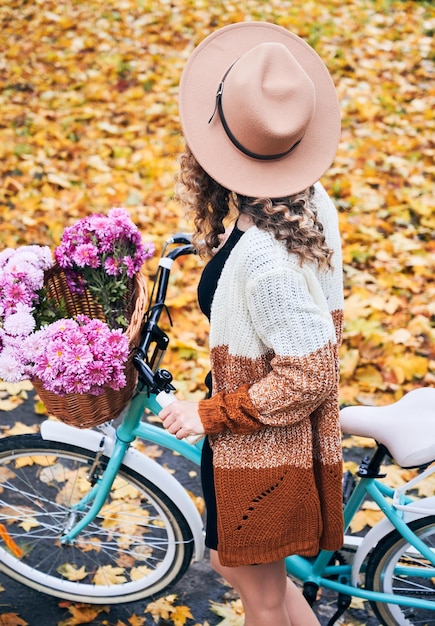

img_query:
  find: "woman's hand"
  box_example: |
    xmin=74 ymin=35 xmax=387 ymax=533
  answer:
xmin=159 ymin=400 xmax=205 ymax=440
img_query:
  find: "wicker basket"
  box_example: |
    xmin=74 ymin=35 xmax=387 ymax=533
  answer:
xmin=32 ymin=265 xmax=148 ymax=429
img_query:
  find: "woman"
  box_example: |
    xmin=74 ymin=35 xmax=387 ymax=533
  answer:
xmin=159 ymin=22 xmax=344 ymax=626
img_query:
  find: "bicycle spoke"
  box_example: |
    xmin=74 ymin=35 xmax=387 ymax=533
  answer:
xmin=0 ymin=436 xmax=194 ymax=603
xmin=366 ymin=516 xmax=435 ymax=625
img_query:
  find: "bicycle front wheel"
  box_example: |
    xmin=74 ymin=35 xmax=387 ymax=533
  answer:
xmin=0 ymin=434 xmax=195 ymax=604
xmin=365 ymin=516 xmax=435 ymax=626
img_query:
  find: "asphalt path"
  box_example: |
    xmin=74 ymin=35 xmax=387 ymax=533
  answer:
xmin=0 ymin=392 xmax=378 ymax=626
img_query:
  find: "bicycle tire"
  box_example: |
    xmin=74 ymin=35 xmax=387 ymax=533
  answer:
xmin=365 ymin=515 xmax=435 ymax=626
xmin=0 ymin=434 xmax=194 ymax=604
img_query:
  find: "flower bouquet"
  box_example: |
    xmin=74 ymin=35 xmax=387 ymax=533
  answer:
xmin=0 ymin=208 xmax=154 ymax=428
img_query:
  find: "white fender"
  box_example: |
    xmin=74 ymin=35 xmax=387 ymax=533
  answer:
xmin=40 ymin=420 xmax=205 ymax=561
xmin=351 ymin=496 xmax=435 ymax=586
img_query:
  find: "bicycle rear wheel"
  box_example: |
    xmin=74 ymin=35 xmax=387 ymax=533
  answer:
xmin=365 ymin=516 xmax=435 ymax=626
xmin=0 ymin=434 xmax=194 ymax=604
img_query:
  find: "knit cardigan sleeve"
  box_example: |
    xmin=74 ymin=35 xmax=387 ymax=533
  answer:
xmin=198 ymin=249 xmax=340 ymax=435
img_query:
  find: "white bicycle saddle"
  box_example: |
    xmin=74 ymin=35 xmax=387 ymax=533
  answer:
xmin=340 ymin=387 xmax=435 ymax=468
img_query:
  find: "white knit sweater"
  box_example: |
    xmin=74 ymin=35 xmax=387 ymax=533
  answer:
xmin=211 ymin=186 xmax=342 ymax=358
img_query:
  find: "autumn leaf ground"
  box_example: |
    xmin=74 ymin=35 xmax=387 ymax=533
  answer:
xmin=0 ymin=0 xmax=434 ymax=624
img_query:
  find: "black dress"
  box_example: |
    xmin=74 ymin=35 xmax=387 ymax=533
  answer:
xmin=197 ymin=225 xmax=245 ymax=550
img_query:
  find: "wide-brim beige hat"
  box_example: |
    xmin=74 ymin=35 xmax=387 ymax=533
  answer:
xmin=178 ymin=22 xmax=341 ymax=198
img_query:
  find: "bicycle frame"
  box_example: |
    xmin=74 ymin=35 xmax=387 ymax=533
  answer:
xmin=284 ymin=471 xmax=435 ymax=612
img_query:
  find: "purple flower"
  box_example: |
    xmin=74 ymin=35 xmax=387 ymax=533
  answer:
xmin=106 ymin=370 xmax=127 ymax=391
xmin=54 ymin=245 xmax=73 ymax=268
xmin=104 ymin=257 xmax=120 ymax=276
xmin=142 ymin=241 xmax=155 ymax=261
xmin=121 ymin=255 xmax=136 ymax=278
xmin=72 ymin=244 xmax=100 ymax=268
xmin=64 ymin=270 xmax=86 ymax=295
xmin=54 ymin=208 xmax=153 ymax=277
xmin=51 ymin=208 xmax=154 ymax=329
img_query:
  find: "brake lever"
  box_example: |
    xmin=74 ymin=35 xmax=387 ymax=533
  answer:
xmin=132 ymin=352 xmax=175 ymax=394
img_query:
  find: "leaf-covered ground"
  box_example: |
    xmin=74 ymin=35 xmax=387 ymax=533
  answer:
xmin=1 ymin=0 xmax=434 ymax=407
xmin=0 ymin=2 xmax=434 ymax=624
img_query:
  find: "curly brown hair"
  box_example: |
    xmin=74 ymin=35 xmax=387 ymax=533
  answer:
xmin=176 ymin=146 xmax=333 ymax=270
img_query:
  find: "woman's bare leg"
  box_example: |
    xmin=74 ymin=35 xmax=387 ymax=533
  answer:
xmin=209 ymin=550 xmax=320 ymax=626
xmin=284 ymin=576 xmax=321 ymax=626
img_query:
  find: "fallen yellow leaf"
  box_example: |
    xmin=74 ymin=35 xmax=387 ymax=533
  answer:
xmin=0 ymin=381 xmax=33 ymax=394
xmin=355 ymin=365 xmax=386 ymax=391
xmin=2 ymin=422 xmax=38 ymax=436
xmin=145 ymin=594 xmax=178 ymax=622
xmin=349 ymin=507 xmax=383 ymax=533
xmin=57 ymin=563 xmax=88 ymax=582
xmin=0 ymin=398 xmax=24 ymax=412
xmin=93 ymin=565 xmax=127 ymax=586
xmin=384 ymin=354 xmax=428 ymax=384
xmin=171 ymin=605 xmax=193 ymax=626
xmin=0 ymin=614 xmax=28 ymax=626
xmin=210 ymin=599 xmax=245 ymax=626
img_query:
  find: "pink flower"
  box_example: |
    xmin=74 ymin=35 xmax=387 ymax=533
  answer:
xmin=54 ymin=208 xmax=152 ymax=277
xmin=142 ymin=241 xmax=155 ymax=261
xmin=0 ymin=213 xmax=151 ymax=394
xmin=86 ymin=361 xmax=111 ymax=387
xmin=23 ymin=329 xmax=47 ymax=354
xmin=64 ymin=343 xmax=93 ymax=370
xmin=33 ymin=352 xmax=56 ymax=381
xmin=0 ymin=245 xmax=55 ymax=385
xmin=2 ymin=280 xmax=32 ymax=312
xmin=106 ymin=330 xmax=129 ymax=359
xmin=54 ymin=246 xmax=73 ymax=268
xmin=3 ymin=305 xmax=36 ymax=336
xmin=66 ymin=378 xmax=93 ymax=394
xmin=106 ymin=370 xmax=126 ymax=391
xmin=0 ymin=347 xmax=27 ymax=383
xmin=24 ymin=315 xmax=130 ymax=395
xmin=0 ymin=248 xmax=15 ymax=266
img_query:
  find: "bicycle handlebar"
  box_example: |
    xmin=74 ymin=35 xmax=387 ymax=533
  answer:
xmin=165 ymin=233 xmax=192 ymax=246
xmin=132 ymin=234 xmax=197 ymax=394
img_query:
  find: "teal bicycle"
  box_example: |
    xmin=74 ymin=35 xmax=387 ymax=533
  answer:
xmin=0 ymin=234 xmax=433 ymax=626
